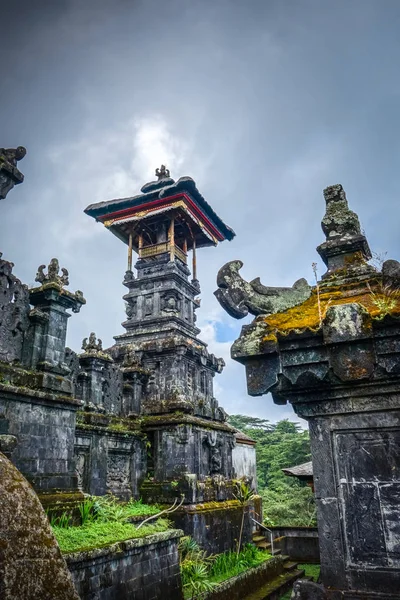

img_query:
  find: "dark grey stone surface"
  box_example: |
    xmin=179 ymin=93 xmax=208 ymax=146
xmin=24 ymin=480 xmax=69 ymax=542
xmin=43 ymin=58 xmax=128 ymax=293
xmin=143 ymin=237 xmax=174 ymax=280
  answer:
xmin=0 ymin=388 xmax=79 ymax=491
xmin=270 ymin=527 xmax=320 ymax=563
xmin=66 ymin=530 xmax=184 ymax=600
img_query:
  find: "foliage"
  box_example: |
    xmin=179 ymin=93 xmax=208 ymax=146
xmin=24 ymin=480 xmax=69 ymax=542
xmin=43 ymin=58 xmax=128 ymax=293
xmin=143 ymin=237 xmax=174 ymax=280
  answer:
xmin=228 ymin=416 xmax=316 ymax=527
xmin=79 ymin=498 xmax=97 ymax=525
xmin=232 ymin=479 xmax=256 ymax=556
xmin=47 ymin=510 xmax=71 ymax=528
xmin=50 ymin=496 xmax=166 ymax=554
xmin=75 ymin=495 xmax=161 ymax=525
xmin=180 ymin=538 xmax=271 ymax=599
xmin=183 ymin=563 xmax=217 ymax=599
xmin=53 ymin=517 xmax=171 ymax=554
xmin=228 ymin=414 xmax=274 ymax=432
xmin=209 ymin=544 xmax=269 ymax=583
xmin=262 ymin=486 xmax=316 ymax=527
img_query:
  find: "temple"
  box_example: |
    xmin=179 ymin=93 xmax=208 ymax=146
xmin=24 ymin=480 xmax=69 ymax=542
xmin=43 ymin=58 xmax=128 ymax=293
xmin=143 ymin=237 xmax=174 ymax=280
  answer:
xmin=0 ymin=166 xmax=260 ymax=591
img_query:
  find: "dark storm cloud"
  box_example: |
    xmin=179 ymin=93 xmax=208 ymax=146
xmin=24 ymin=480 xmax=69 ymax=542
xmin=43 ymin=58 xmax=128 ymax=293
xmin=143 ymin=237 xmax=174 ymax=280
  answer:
xmin=2 ymin=0 xmax=400 ymax=423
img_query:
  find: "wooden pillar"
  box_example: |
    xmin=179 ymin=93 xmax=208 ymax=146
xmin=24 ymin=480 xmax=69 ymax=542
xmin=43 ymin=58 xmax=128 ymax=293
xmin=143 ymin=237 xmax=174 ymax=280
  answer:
xmin=192 ymin=236 xmax=197 ymax=280
xmin=168 ymin=218 xmax=175 ymax=261
xmin=138 ymin=233 xmax=143 ymax=257
xmin=183 ymin=238 xmax=188 ymax=254
xmin=128 ymin=232 xmax=133 ymax=271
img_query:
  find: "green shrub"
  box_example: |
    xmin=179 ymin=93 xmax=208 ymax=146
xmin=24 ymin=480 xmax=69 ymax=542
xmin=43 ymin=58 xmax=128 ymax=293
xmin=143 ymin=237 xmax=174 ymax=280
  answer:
xmin=180 ymin=540 xmax=271 ymax=598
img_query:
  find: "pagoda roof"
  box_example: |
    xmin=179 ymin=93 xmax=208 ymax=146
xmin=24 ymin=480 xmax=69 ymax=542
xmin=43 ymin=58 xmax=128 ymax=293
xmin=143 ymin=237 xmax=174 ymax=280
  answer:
xmin=84 ymin=176 xmax=235 ymax=247
xmin=282 ymin=461 xmax=313 ymax=480
xmin=233 ymin=428 xmax=257 ymax=445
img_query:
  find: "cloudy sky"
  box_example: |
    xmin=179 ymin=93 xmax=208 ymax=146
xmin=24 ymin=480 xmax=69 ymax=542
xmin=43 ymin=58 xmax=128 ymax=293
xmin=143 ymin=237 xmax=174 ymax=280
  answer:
xmin=1 ymin=0 xmax=400 ymax=425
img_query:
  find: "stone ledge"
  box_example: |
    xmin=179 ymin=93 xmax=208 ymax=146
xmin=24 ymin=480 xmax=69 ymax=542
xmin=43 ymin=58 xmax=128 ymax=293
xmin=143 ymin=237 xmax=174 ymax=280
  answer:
xmin=64 ymin=528 xmax=184 ymax=564
xmin=0 ymin=382 xmax=82 ymax=409
xmin=142 ymin=413 xmax=235 ymax=433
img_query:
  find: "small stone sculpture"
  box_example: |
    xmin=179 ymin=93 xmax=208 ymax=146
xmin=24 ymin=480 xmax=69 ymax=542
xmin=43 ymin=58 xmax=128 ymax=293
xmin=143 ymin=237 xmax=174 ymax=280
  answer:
xmin=155 ymin=164 xmax=170 ymax=180
xmin=214 ymin=260 xmax=311 ymax=318
xmin=0 ymin=146 xmax=26 ymax=199
xmin=82 ymin=332 xmax=103 ymax=353
xmin=35 ymin=259 xmax=69 ymax=287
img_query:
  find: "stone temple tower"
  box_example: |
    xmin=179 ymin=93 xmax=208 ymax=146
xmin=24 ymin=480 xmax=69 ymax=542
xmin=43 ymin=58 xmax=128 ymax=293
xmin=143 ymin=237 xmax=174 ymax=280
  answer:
xmin=85 ymin=168 xmax=254 ymax=552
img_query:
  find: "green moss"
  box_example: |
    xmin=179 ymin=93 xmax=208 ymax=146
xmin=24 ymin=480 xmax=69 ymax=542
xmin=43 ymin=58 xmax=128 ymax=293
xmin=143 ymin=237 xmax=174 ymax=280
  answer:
xmin=54 ymin=517 xmax=171 ymax=554
xmin=262 ymin=277 xmax=400 ymax=341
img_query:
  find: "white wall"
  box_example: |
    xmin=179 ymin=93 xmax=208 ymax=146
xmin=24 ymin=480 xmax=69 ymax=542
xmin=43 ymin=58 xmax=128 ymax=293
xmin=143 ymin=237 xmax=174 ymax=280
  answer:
xmin=232 ymin=442 xmax=257 ymax=491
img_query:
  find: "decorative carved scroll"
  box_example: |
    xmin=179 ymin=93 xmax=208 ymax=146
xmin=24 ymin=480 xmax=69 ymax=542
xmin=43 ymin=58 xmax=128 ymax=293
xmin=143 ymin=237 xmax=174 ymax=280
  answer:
xmin=215 ymin=260 xmax=311 ymax=318
xmin=0 ymin=253 xmax=30 ymax=363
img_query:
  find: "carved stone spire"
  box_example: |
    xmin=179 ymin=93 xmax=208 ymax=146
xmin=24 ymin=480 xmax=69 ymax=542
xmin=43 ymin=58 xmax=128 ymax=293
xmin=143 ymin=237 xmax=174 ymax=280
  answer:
xmin=0 ymin=146 xmax=26 ymax=200
xmin=316 ymin=184 xmax=373 ymax=281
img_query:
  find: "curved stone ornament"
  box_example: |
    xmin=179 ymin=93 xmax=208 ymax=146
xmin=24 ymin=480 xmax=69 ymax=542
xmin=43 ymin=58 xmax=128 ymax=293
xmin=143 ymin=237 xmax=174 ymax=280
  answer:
xmin=214 ymin=260 xmax=312 ymax=318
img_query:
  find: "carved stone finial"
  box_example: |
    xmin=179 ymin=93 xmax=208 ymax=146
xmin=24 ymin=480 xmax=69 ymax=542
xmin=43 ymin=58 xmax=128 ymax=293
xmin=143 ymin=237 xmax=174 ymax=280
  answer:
xmin=0 ymin=146 xmax=26 ymax=200
xmin=82 ymin=332 xmax=103 ymax=353
xmin=317 ymin=184 xmax=373 ymax=279
xmin=155 ymin=165 xmax=170 ymax=180
xmin=35 ymin=258 xmax=69 ymax=287
xmin=321 ymin=184 xmax=361 ymax=240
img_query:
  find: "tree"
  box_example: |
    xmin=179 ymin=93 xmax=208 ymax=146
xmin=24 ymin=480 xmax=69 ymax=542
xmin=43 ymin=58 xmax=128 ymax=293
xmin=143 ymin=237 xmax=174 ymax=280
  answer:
xmin=228 ymin=414 xmax=275 ymax=432
xmin=228 ymin=417 xmax=315 ymax=527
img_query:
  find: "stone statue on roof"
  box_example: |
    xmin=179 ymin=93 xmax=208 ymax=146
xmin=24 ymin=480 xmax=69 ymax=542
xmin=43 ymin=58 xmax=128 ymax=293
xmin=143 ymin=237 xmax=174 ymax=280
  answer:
xmin=155 ymin=165 xmax=170 ymax=180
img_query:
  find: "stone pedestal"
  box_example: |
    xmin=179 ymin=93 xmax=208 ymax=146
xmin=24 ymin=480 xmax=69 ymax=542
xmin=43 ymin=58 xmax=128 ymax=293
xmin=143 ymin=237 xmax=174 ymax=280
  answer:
xmin=216 ymin=184 xmax=400 ymax=598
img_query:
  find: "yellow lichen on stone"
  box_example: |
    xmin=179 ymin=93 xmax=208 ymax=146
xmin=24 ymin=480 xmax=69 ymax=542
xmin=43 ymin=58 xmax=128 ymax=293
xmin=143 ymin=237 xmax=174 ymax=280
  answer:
xmin=262 ymin=281 xmax=400 ymax=339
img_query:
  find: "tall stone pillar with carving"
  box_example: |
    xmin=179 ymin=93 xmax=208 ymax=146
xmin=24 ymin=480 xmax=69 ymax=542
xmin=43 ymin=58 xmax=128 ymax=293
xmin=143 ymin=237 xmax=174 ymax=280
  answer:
xmin=215 ymin=184 xmax=400 ymax=598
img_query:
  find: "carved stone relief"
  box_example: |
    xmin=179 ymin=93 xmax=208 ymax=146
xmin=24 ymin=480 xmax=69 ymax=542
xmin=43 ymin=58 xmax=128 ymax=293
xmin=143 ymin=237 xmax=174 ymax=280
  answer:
xmin=106 ymin=453 xmax=130 ymax=496
xmin=0 ymin=254 xmax=30 ymax=363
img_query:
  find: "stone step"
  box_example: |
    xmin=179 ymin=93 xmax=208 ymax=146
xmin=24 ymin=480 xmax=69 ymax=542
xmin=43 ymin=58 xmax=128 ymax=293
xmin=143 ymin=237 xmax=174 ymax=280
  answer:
xmin=283 ymin=560 xmax=299 ymax=572
xmin=255 ymin=541 xmax=271 ymax=549
xmin=253 ymin=535 xmax=267 ymax=543
xmin=242 ymin=568 xmax=305 ymax=600
xmin=271 ymin=548 xmax=282 ymax=556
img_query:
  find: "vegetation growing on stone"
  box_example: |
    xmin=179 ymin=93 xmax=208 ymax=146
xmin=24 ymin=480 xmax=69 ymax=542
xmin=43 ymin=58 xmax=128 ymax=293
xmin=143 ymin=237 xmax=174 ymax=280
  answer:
xmin=261 ymin=278 xmax=400 ymax=342
xmin=53 ymin=517 xmax=171 ymax=554
xmin=228 ymin=417 xmax=315 ymax=527
xmin=179 ymin=537 xmax=272 ymax=599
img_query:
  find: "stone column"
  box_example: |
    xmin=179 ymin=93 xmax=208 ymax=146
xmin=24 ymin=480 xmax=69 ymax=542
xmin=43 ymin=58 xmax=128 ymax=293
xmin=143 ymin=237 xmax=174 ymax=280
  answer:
xmin=25 ymin=259 xmax=85 ymax=392
xmin=77 ymin=333 xmax=112 ymax=412
xmin=215 ymin=184 xmax=400 ymax=598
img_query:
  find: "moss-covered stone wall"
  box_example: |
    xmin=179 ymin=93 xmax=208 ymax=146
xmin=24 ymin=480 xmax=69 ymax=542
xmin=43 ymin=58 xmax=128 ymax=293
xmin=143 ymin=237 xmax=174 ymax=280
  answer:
xmin=65 ymin=529 xmax=184 ymax=600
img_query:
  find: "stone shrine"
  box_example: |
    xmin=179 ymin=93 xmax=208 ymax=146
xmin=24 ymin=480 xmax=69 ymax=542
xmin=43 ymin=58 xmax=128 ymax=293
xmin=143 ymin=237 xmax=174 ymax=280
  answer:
xmin=215 ymin=184 xmax=400 ymax=598
xmin=84 ymin=168 xmax=254 ymax=552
